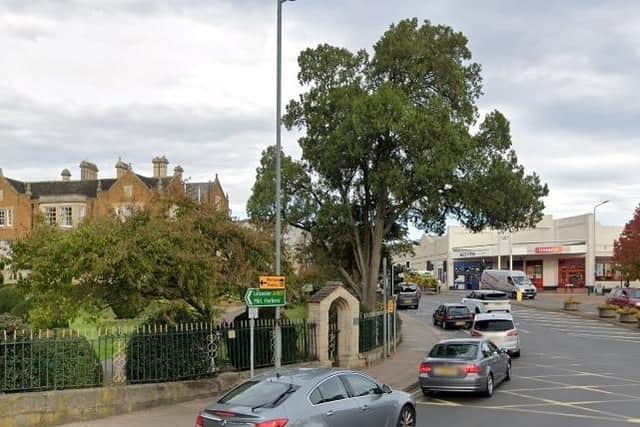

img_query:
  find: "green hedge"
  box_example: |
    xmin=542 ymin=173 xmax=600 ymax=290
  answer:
xmin=0 ymin=332 xmax=104 ymax=392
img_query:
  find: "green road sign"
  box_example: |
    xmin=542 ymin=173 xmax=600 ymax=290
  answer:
xmin=245 ymin=288 xmax=286 ymax=307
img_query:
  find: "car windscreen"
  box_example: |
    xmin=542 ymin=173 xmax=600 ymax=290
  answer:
xmin=429 ymin=343 xmax=478 ymax=360
xmin=448 ymin=306 xmax=470 ymax=315
xmin=218 ymin=380 xmax=295 ymax=407
xmin=480 ymin=292 xmax=508 ymax=300
xmin=512 ymin=276 xmax=532 ymax=286
xmin=473 ymin=319 xmax=515 ymax=332
xmin=400 ymin=285 xmax=417 ymax=293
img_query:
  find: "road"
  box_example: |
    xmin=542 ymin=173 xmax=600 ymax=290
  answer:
xmin=409 ymin=293 xmax=640 ymax=427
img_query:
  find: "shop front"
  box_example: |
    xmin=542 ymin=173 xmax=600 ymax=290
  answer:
xmin=559 ymin=257 xmax=586 ymax=288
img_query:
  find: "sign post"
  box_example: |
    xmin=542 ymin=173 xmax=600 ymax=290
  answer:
xmin=248 ymin=307 xmax=258 ymax=378
xmin=383 ymin=257 xmax=388 ymax=359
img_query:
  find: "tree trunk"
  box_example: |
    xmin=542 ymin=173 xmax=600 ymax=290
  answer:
xmin=360 ymin=216 xmax=385 ymax=311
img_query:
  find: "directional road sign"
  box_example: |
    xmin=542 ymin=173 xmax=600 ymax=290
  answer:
xmin=245 ymin=288 xmax=286 ymax=307
xmin=259 ymin=275 xmax=286 ymax=289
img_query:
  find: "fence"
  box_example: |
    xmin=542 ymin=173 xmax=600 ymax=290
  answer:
xmin=358 ymin=311 xmax=400 ymax=354
xmin=0 ymin=319 xmax=317 ymax=393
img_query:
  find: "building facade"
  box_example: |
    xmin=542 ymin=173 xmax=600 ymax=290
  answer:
xmin=0 ymin=156 xmax=229 ymax=245
xmin=394 ymin=214 xmax=623 ymax=291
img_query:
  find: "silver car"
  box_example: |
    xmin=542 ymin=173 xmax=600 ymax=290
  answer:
xmin=196 ymin=368 xmax=416 ymax=427
xmin=418 ymin=338 xmax=511 ymax=397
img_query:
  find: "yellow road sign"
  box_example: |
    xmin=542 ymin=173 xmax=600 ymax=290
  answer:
xmin=259 ymin=275 xmax=286 ymax=290
xmin=387 ymin=300 xmax=395 ymax=313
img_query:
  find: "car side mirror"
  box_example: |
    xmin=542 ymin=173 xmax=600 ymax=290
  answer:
xmin=381 ymin=384 xmax=392 ymax=394
xmin=498 ymin=348 xmax=508 ymax=355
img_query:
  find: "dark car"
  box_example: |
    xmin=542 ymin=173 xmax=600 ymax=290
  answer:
xmin=397 ymin=283 xmax=421 ymax=309
xmin=418 ymin=339 xmax=511 ymax=397
xmin=606 ymin=287 xmax=640 ymax=309
xmin=196 ymin=368 xmax=416 ymax=427
xmin=432 ymin=304 xmax=473 ymax=329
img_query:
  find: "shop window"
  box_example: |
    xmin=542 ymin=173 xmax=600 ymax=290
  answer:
xmin=596 ymin=259 xmax=622 ymax=281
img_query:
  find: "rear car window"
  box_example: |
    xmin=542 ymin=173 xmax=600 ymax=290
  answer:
xmin=400 ymin=285 xmax=417 ymax=293
xmin=448 ymin=306 xmax=470 ymax=315
xmin=482 ymin=292 xmax=508 ymax=300
xmin=428 ymin=343 xmax=478 ymax=360
xmin=474 ymin=319 xmax=515 ymax=332
xmin=218 ymin=380 xmax=294 ymax=407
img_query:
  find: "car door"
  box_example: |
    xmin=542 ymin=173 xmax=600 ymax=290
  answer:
xmin=481 ymin=341 xmax=503 ymax=381
xmin=308 ymin=375 xmax=353 ymax=427
xmin=340 ymin=373 xmax=392 ymax=427
xmin=486 ymin=341 xmax=507 ymax=381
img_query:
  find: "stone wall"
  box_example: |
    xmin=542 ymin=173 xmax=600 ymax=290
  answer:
xmin=0 ymin=373 xmax=243 ymax=427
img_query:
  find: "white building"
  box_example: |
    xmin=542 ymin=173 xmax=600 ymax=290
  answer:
xmin=394 ymin=214 xmax=623 ymax=291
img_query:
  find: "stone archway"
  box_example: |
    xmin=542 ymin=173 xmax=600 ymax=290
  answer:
xmin=308 ymin=284 xmax=360 ymax=368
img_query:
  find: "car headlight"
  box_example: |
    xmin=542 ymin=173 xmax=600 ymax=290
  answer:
xmin=635 ymin=302 xmax=640 ymax=308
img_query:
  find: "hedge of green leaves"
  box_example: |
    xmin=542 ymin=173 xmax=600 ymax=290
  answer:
xmin=0 ymin=328 xmax=104 ymax=392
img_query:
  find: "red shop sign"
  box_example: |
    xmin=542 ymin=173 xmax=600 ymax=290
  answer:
xmin=535 ymin=246 xmax=564 ymax=254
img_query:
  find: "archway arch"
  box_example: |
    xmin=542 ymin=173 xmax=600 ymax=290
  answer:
xmin=308 ymin=284 xmax=360 ymax=367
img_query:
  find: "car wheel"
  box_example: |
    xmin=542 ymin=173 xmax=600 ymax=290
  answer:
xmin=397 ymin=404 xmax=416 ymax=427
xmin=484 ymin=374 xmax=494 ymax=397
xmin=421 ymin=388 xmax=431 ymax=397
xmin=432 ymin=317 xmax=437 ymax=326
xmin=505 ymin=362 xmax=511 ymax=381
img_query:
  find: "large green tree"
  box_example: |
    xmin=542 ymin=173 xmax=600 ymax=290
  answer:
xmin=248 ymin=19 xmax=548 ymax=309
xmin=11 ymin=200 xmax=272 ymax=328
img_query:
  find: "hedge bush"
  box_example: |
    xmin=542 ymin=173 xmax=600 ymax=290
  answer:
xmin=0 ymin=330 xmax=103 ymax=392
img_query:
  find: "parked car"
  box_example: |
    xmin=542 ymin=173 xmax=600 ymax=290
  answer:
xmin=195 ymin=368 xmax=416 ymax=427
xmin=397 ymin=283 xmax=421 ymax=309
xmin=461 ymin=290 xmax=511 ymax=314
xmin=480 ymin=270 xmax=537 ymax=299
xmin=418 ymin=338 xmax=511 ymax=397
xmin=432 ymin=304 xmax=473 ymax=329
xmin=470 ymin=312 xmax=520 ymax=357
xmin=606 ymin=287 xmax=640 ymax=308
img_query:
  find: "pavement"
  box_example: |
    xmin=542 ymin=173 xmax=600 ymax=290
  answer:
xmin=61 ymin=291 xmax=640 ymax=426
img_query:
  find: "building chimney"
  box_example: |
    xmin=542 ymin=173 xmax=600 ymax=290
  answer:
xmin=115 ymin=158 xmax=129 ymax=178
xmin=79 ymin=161 xmax=99 ymax=181
xmin=61 ymin=169 xmax=71 ymax=182
xmin=173 ymin=165 xmax=184 ymax=180
xmin=152 ymin=156 xmax=169 ymax=178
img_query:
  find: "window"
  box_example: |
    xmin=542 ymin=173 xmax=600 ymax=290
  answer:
xmin=6 ymin=209 xmax=12 ymax=227
xmin=61 ymin=206 xmax=73 ymax=227
xmin=123 ymin=185 xmax=133 ymax=199
xmin=0 ymin=189 xmax=3 ymax=201
xmin=481 ymin=342 xmax=494 ymax=358
xmin=310 ymin=376 xmax=348 ymax=405
xmin=115 ymin=205 xmax=134 ymax=221
xmin=342 ymin=374 xmax=379 ymax=397
xmin=45 ymin=207 xmax=57 ymax=225
xmin=473 ymin=319 xmax=515 ymax=332
xmin=79 ymin=206 xmax=86 ymax=221
xmin=0 ymin=210 xmax=4 ymax=227
xmin=429 ymin=343 xmax=479 ymax=360
xmin=217 ymin=380 xmax=296 ymax=408
xmin=405 ymin=261 xmax=411 ymax=269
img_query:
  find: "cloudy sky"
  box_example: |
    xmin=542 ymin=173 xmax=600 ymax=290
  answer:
xmin=1 ymin=0 xmax=639 ymax=231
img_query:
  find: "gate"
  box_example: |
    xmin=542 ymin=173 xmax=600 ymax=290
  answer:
xmin=328 ymin=304 xmax=339 ymax=366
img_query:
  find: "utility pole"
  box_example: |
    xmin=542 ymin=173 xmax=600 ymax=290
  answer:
xmin=383 ymin=257 xmax=388 ymax=359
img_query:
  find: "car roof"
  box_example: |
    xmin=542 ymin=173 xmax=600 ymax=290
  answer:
xmin=474 ymin=312 xmax=514 ymax=320
xmin=435 ymin=338 xmax=483 ymax=344
xmin=443 ymin=303 xmax=468 ymax=308
xmin=251 ymin=367 xmax=371 ymax=387
xmin=472 ymin=290 xmax=507 ymax=295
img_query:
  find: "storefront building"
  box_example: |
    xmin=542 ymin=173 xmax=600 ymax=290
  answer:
xmin=395 ymin=214 xmax=623 ymax=291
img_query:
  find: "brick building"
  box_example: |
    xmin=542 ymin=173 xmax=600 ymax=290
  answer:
xmin=0 ymin=156 xmax=229 ymax=246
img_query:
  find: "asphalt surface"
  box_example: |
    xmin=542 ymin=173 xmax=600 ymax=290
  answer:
xmin=409 ymin=293 xmax=640 ymax=427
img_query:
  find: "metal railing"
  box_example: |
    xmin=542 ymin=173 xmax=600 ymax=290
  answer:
xmin=0 ymin=319 xmax=317 ymax=393
xmin=358 ymin=311 xmax=400 ymax=354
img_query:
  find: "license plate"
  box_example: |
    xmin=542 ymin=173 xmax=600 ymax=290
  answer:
xmin=433 ymin=366 xmax=459 ymax=376
xmin=455 ymin=321 xmax=466 ymax=326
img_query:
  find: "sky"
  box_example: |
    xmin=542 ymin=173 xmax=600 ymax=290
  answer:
xmin=1 ymin=0 xmax=639 ymax=234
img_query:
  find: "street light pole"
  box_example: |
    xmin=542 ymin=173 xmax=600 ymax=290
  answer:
xmin=274 ymin=0 xmax=293 ymax=370
xmin=592 ymin=200 xmax=610 ymax=294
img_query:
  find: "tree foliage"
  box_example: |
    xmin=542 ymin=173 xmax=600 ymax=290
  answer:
xmin=11 ymin=199 xmax=273 ymax=328
xmin=248 ymin=18 xmax=548 ymax=309
xmin=614 ymin=205 xmax=640 ymax=281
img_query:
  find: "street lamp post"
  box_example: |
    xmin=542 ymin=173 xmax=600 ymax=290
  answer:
xmin=274 ymin=0 xmax=295 ymax=370
xmin=591 ymin=200 xmax=609 ymax=295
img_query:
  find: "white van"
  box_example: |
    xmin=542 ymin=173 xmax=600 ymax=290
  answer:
xmin=480 ymin=270 xmax=537 ymax=299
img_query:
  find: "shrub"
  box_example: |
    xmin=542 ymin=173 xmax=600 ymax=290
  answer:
xmin=0 ymin=329 xmax=103 ymax=392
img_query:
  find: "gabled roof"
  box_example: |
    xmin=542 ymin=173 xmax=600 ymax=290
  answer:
xmin=28 ymin=179 xmax=117 ymax=198
xmin=135 ymin=174 xmax=173 ymax=189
